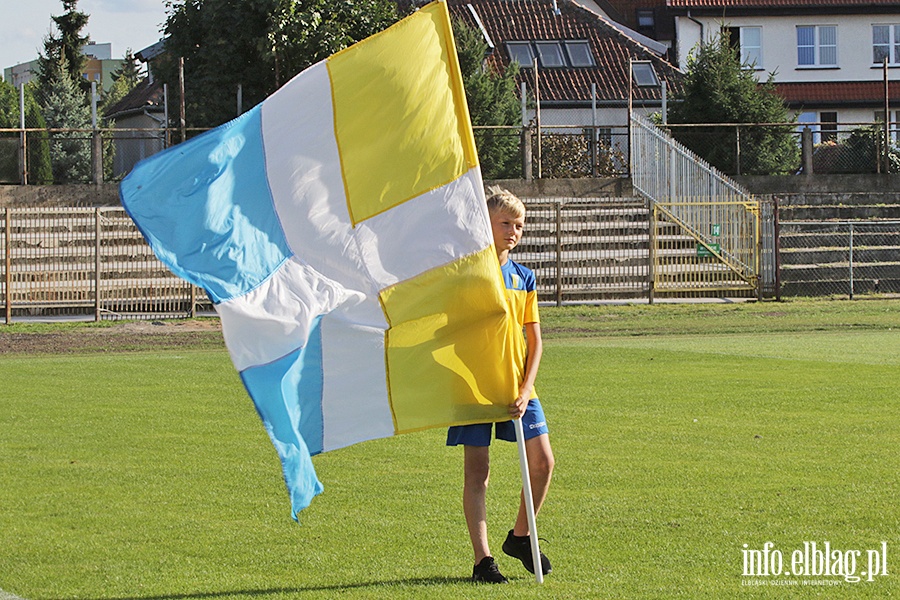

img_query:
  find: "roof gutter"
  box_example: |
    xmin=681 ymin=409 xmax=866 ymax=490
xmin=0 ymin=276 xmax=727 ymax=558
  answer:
xmin=686 ymin=10 xmax=704 ymax=43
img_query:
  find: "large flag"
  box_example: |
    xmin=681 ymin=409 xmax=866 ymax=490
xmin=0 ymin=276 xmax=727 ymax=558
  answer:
xmin=120 ymin=1 xmax=518 ymax=520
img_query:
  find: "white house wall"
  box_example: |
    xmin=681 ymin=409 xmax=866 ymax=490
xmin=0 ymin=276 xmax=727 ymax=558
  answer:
xmin=675 ymin=13 xmax=899 ymax=84
xmin=529 ymin=106 xmax=660 ymax=129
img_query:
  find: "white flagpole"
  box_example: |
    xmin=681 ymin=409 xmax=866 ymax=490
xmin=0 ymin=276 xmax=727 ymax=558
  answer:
xmin=514 ymin=417 xmax=544 ymax=583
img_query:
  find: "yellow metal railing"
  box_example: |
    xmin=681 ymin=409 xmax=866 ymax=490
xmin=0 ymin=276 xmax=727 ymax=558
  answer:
xmin=652 ymin=201 xmax=759 ymax=294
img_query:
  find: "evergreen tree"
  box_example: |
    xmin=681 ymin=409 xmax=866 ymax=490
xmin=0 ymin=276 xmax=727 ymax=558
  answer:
xmin=111 ymin=49 xmax=142 ymax=89
xmin=42 ymin=70 xmax=92 ymax=183
xmin=100 ymin=49 xmax=142 ymax=118
xmin=452 ymin=17 xmax=522 ymax=179
xmin=667 ymin=29 xmax=799 ymax=175
xmin=37 ymin=0 xmax=91 ymax=94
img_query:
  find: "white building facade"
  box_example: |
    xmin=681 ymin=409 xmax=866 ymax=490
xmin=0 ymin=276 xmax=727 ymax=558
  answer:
xmin=670 ymin=0 xmax=900 ymax=139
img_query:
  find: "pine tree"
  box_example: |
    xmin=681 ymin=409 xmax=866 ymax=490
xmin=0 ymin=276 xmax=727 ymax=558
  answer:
xmin=37 ymin=0 xmax=91 ymax=94
xmin=667 ymin=29 xmax=799 ymax=175
xmin=42 ymin=70 xmax=92 ymax=183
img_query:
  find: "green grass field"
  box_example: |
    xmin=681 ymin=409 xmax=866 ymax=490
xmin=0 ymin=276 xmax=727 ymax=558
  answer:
xmin=1 ymin=299 xmax=898 ymax=599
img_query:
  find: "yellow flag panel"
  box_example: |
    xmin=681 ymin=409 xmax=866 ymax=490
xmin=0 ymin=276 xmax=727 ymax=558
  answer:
xmin=381 ymin=246 xmax=516 ymax=433
xmin=328 ymin=2 xmax=478 ymax=225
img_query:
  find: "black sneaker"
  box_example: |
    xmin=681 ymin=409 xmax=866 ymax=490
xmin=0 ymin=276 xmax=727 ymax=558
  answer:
xmin=502 ymin=529 xmax=552 ymax=575
xmin=472 ymin=556 xmax=509 ymax=583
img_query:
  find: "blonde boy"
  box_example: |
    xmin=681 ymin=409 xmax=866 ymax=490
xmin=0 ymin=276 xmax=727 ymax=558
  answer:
xmin=447 ymin=187 xmax=555 ymax=583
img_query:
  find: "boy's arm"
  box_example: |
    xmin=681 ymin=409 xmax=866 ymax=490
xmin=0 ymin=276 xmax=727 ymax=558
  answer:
xmin=509 ymin=321 xmax=543 ymax=419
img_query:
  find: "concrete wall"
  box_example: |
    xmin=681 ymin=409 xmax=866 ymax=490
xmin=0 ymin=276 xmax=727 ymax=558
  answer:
xmin=0 ymin=184 xmax=121 ymax=208
xmin=489 ymin=177 xmax=633 ymax=199
xmin=5 ymin=174 xmax=900 ymax=208
xmin=734 ymin=173 xmax=900 ymax=196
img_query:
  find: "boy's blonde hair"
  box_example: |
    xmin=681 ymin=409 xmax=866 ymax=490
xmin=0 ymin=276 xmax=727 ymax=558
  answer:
xmin=485 ymin=185 xmax=525 ymax=218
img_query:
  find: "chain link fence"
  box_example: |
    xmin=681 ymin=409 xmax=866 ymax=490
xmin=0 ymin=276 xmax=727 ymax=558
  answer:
xmin=778 ymin=220 xmax=900 ymax=297
xmin=0 ymin=128 xmax=171 ymax=185
xmin=665 ymin=122 xmax=900 ymax=177
xmin=7 ymin=122 xmax=892 ymax=184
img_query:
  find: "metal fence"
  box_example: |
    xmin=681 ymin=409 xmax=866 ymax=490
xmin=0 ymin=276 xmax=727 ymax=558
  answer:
xmin=663 ymin=122 xmax=900 ymax=177
xmin=4 ymin=204 xmax=897 ymax=321
xmin=778 ymin=220 xmax=900 ymax=298
xmin=1 ymin=207 xmax=209 ymax=322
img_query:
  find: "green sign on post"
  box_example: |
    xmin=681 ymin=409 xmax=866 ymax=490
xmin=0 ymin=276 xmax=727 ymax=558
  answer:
xmin=697 ymin=243 xmax=721 ymax=258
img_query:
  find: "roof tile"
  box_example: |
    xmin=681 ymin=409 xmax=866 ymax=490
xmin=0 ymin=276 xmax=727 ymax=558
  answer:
xmin=667 ymin=0 xmax=896 ymax=8
xmin=776 ymin=80 xmax=900 ymax=105
xmin=449 ymin=0 xmax=683 ymax=104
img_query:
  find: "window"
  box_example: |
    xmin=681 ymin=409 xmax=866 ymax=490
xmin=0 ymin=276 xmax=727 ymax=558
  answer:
xmin=873 ymin=24 xmax=900 ymax=65
xmin=797 ymin=111 xmax=838 ymax=144
xmin=564 ymin=41 xmax=594 ymax=67
xmin=507 ymin=40 xmax=595 ymax=68
xmin=636 ymin=9 xmax=655 ymax=29
xmin=797 ymin=25 xmax=837 ymax=66
xmin=506 ymin=42 xmax=534 ymax=66
xmin=631 ymin=61 xmax=660 ymax=87
xmin=535 ymin=42 xmax=565 ymax=67
xmin=741 ymin=27 xmax=763 ymax=67
xmin=727 ymin=26 xmax=762 ymax=68
xmin=820 ymin=111 xmax=838 ymax=142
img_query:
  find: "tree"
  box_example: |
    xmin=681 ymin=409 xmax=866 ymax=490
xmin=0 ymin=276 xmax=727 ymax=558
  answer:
xmin=41 ymin=70 xmax=92 ymax=183
xmin=158 ymin=0 xmax=398 ymax=128
xmin=100 ymin=49 xmax=142 ymax=117
xmin=266 ymin=0 xmax=400 ymax=87
xmin=452 ymin=17 xmax=522 ymax=179
xmin=37 ymin=0 xmax=91 ymax=94
xmin=667 ymin=29 xmax=799 ymax=176
xmin=0 ymin=80 xmax=53 ymax=184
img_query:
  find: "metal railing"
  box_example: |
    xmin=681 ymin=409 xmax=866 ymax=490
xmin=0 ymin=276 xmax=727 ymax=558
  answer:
xmin=518 ymin=199 xmax=651 ymax=303
xmin=630 ymin=114 xmax=760 ymax=296
xmin=5 ymin=202 xmax=894 ymax=321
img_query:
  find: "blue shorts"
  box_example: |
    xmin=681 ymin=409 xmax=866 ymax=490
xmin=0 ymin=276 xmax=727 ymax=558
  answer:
xmin=446 ymin=398 xmax=549 ymax=446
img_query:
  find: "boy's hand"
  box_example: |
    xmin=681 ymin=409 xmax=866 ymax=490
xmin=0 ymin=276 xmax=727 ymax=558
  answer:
xmin=508 ymin=387 xmax=531 ymax=419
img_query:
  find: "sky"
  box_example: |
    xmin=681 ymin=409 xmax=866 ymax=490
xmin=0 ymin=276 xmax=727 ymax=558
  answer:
xmin=0 ymin=0 xmax=169 ymax=74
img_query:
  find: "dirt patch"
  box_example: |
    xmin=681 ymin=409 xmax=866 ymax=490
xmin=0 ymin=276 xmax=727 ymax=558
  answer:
xmin=0 ymin=319 xmax=226 ymax=355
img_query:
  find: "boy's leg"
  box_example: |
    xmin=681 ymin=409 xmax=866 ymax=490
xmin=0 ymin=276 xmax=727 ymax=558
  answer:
xmin=512 ymin=433 xmax=554 ymax=536
xmin=502 ymin=433 xmax=554 ymax=575
xmin=463 ymin=445 xmax=492 ymax=563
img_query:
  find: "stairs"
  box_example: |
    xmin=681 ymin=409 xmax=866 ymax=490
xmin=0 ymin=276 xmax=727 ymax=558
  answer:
xmin=517 ymin=197 xmax=751 ymax=302
xmin=777 ymin=193 xmax=900 ymax=296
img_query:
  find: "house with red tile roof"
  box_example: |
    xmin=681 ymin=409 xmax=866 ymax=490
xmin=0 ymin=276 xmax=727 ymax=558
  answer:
xmin=448 ymin=0 xmax=684 ymax=131
xmin=667 ymin=0 xmax=900 ymax=140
